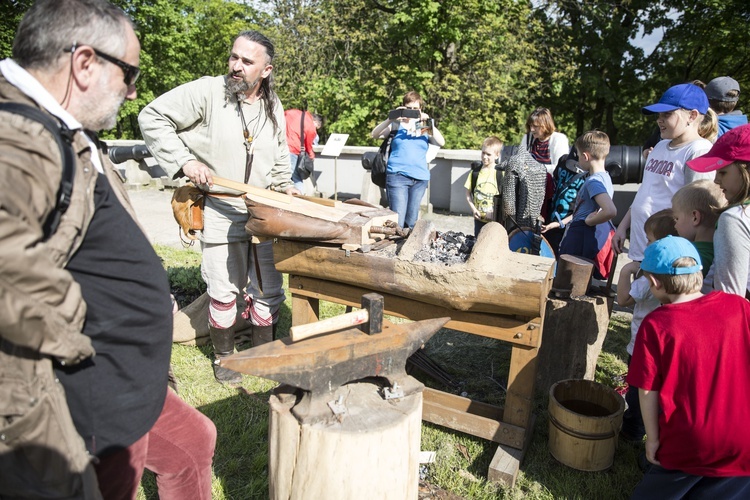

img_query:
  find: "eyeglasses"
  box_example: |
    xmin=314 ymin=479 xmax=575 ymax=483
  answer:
xmin=67 ymin=43 xmax=140 ymax=86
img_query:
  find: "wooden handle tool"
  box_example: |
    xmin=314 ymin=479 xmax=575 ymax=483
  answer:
xmin=290 ymin=310 xmax=370 ymax=342
xmin=290 ymin=293 xmax=384 ymax=342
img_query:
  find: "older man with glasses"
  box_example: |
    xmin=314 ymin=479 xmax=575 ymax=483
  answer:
xmin=0 ymin=0 xmax=215 ymax=498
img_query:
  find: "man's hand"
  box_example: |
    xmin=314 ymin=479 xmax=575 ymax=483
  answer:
xmin=284 ymin=186 xmax=302 ymax=196
xmin=182 ymin=160 xmax=214 ymax=187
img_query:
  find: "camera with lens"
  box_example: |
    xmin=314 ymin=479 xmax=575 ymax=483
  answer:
xmin=388 ymin=108 xmax=421 ymax=120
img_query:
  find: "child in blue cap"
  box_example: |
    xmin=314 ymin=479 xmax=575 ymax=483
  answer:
xmin=613 ymin=84 xmax=715 ymax=264
xmin=627 ymin=235 xmax=750 ymax=499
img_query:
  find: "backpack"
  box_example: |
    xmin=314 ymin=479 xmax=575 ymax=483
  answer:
xmin=0 ymin=102 xmax=75 ymax=239
xmin=362 ymin=127 xmax=398 ymax=188
xmin=469 ymin=159 xmax=505 ymax=194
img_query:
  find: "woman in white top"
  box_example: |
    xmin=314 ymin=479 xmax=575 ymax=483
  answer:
xmin=521 ymin=107 xmax=569 ymax=175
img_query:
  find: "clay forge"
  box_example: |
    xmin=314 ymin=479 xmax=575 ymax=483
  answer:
xmin=270 ymin=220 xmax=555 ymax=318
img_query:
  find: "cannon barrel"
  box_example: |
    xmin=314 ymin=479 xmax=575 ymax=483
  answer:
xmin=108 ymin=144 xmax=152 ymax=164
xmin=499 ymin=144 xmax=645 ymax=185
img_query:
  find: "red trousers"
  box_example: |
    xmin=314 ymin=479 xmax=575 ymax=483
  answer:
xmin=94 ymin=389 xmax=216 ymax=500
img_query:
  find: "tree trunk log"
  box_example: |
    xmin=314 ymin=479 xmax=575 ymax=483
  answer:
xmin=268 ymin=381 xmax=422 ymax=499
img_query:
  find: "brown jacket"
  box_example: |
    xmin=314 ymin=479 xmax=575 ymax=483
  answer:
xmin=0 ymin=74 xmax=138 ymax=498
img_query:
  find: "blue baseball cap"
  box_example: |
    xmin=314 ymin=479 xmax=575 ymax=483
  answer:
xmin=641 ymin=236 xmax=702 ymax=275
xmin=642 ymin=84 xmax=709 ymax=115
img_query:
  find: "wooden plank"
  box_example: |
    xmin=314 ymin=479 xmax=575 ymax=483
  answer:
xmin=291 ymin=295 xmax=319 ymax=327
xmin=422 ymin=388 xmax=526 ymax=449
xmin=423 ymin=388 xmax=504 ymax=421
xmin=503 ymin=346 xmax=539 ymax=430
xmin=293 ymin=194 xmax=342 ymax=207
xmin=213 ymin=176 xmax=292 ymax=204
xmin=289 ymin=275 xmax=542 ymax=348
xmin=488 ymin=415 xmax=536 ymax=488
xmin=214 ymin=176 xmax=350 ymax=222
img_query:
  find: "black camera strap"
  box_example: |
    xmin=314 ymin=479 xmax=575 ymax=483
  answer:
xmin=0 ymin=102 xmax=75 ymax=240
xmin=297 ymin=108 xmax=306 ymax=169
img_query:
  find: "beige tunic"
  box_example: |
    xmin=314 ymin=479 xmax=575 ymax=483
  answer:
xmin=139 ymin=75 xmax=292 ymax=243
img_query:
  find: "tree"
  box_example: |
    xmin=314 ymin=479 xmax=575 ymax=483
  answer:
xmin=531 ymin=0 xmax=673 ymax=145
xmin=646 ymin=0 xmax=750 ymax=105
xmin=0 ymin=1 xmax=34 ymax=59
xmin=270 ymin=0 xmax=548 ymax=148
xmin=112 ymin=0 xmax=265 ymax=139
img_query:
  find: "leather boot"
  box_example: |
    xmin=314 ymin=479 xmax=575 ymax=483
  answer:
xmin=252 ymin=324 xmax=276 ymax=347
xmin=234 ymin=320 xmax=254 ymax=351
xmin=209 ymin=326 xmax=243 ymax=384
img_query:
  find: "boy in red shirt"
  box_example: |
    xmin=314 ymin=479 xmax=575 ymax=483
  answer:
xmin=628 ymin=236 xmax=750 ymax=499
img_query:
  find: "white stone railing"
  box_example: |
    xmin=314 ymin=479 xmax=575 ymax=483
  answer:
xmin=107 ymin=140 xmax=636 ymax=224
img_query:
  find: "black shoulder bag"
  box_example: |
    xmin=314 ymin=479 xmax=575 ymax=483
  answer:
xmin=0 ymin=102 xmax=75 ymax=240
xmin=361 ymin=126 xmax=397 ymax=188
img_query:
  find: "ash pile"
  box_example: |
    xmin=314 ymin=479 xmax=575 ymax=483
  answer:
xmin=412 ymin=231 xmax=475 ymax=265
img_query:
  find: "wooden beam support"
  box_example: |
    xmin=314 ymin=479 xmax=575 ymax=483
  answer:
xmin=422 ymin=388 xmax=526 ymax=449
xmin=488 ymin=415 xmax=536 ymax=488
xmin=289 ymin=275 xmax=542 ymax=348
xmin=503 ymin=346 xmax=539 ymax=430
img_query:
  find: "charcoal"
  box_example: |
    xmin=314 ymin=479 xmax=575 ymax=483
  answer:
xmin=412 ymin=231 xmax=475 ymax=265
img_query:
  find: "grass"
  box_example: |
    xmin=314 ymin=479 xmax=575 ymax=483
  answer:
xmin=140 ymin=245 xmax=644 ymax=499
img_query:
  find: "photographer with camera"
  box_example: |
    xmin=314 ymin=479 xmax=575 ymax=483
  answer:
xmin=371 ymin=91 xmax=445 ymax=229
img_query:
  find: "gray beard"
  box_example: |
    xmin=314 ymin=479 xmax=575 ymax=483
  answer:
xmin=225 ymin=77 xmax=250 ymax=102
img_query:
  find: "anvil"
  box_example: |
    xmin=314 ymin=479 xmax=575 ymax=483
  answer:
xmin=221 ymin=316 xmax=449 ymax=422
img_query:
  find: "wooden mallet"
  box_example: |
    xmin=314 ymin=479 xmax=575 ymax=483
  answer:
xmin=289 ymin=293 xmax=384 ymax=342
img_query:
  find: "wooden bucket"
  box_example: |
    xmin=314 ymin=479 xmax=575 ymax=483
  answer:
xmin=547 ymin=379 xmax=624 ymax=471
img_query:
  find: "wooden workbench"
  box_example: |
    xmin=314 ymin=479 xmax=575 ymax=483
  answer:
xmin=273 ymin=225 xmax=554 ymax=487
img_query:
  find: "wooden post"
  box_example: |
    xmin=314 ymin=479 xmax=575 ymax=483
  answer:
xmin=268 ymin=381 xmax=423 ymax=499
xmin=536 ymin=295 xmax=611 ymax=395
xmin=551 ymin=254 xmax=594 ymax=298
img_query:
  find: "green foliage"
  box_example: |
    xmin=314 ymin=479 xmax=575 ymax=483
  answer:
xmin=3 ymin=0 xmax=749 ymax=148
xmin=153 ymin=244 xmax=205 ymax=307
xmin=106 ymin=0 xmax=264 ymax=139
xmin=270 ymin=0 xmax=545 ymax=148
xmin=647 ymin=0 xmax=750 ymax=96
xmin=0 ymin=1 xmax=33 ymax=59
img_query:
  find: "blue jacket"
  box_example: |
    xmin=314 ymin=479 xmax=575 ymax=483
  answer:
xmin=718 ymin=111 xmax=748 ymax=138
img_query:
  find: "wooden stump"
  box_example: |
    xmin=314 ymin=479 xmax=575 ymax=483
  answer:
xmin=551 ymin=254 xmax=594 ymax=298
xmin=536 ymin=295 xmax=611 ymax=395
xmin=172 ymin=292 xmax=252 ymax=346
xmin=268 ymin=380 xmax=423 ymax=500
